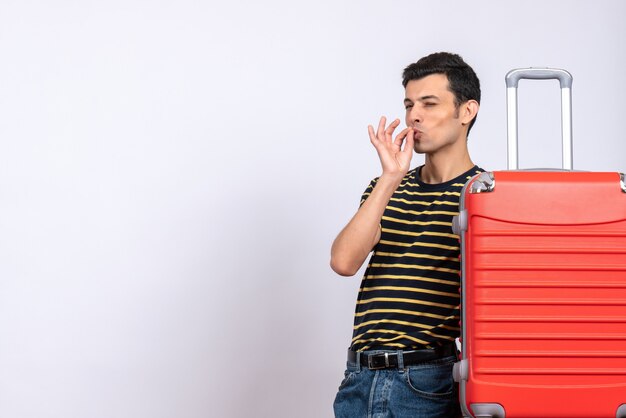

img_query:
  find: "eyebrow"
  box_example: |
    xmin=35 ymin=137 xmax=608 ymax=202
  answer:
xmin=404 ymin=95 xmax=440 ymax=105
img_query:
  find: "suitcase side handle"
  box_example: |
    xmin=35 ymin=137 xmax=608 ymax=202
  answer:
xmin=505 ymin=67 xmax=573 ymax=170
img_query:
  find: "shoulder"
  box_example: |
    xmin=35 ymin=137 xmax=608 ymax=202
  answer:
xmin=464 ymin=165 xmax=486 ymax=180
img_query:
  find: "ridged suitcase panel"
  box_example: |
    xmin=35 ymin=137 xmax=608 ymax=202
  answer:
xmin=459 ymin=171 xmax=626 ymax=418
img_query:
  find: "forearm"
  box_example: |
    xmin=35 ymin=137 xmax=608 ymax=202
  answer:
xmin=330 ymin=174 xmax=403 ymax=276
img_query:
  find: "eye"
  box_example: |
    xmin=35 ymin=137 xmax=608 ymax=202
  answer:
xmin=424 ymin=102 xmax=437 ymax=107
xmin=405 ymin=104 xmax=413 ymax=110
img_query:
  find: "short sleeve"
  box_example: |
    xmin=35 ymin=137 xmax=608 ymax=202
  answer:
xmin=359 ymin=177 xmax=379 ymax=207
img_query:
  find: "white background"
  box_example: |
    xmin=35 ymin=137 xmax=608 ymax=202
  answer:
xmin=0 ymin=1 xmax=625 ymax=417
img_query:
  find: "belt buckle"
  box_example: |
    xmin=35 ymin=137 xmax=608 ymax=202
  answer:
xmin=367 ymin=352 xmax=390 ymax=370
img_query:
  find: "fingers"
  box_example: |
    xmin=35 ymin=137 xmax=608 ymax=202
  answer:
xmin=375 ymin=116 xmax=387 ymax=142
xmin=369 ymin=116 xmax=388 ymax=146
xmin=368 ymin=124 xmax=377 ymax=145
xmin=368 ymin=117 xmax=414 ymax=174
xmin=402 ymin=128 xmax=415 ymax=155
xmin=393 ymin=127 xmax=411 ymax=146
xmin=384 ymin=119 xmax=401 ymax=141
xmin=370 ymin=116 xmax=401 ymax=142
xmin=369 ymin=117 xmax=406 ymax=151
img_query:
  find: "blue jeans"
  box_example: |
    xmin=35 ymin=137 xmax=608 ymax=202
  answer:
xmin=333 ymin=350 xmax=460 ymax=418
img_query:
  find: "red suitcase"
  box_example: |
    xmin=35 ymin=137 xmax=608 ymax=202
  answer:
xmin=453 ymin=68 xmax=626 ymax=418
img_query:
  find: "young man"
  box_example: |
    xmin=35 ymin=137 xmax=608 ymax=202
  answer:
xmin=330 ymin=52 xmax=483 ymax=418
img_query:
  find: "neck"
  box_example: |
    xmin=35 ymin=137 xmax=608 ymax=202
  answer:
xmin=421 ymin=145 xmax=474 ymax=184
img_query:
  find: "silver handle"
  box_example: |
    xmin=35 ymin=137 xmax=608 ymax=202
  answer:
xmin=505 ymin=68 xmax=573 ymax=170
xmin=505 ymin=68 xmax=572 ymax=89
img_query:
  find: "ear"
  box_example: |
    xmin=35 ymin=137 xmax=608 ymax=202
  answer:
xmin=460 ymin=100 xmax=479 ymax=126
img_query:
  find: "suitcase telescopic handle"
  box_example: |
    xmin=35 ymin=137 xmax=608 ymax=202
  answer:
xmin=505 ymin=68 xmax=573 ymax=170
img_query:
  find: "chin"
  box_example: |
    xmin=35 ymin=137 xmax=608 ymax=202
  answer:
xmin=413 ymin=145 xmax=428 ymax=154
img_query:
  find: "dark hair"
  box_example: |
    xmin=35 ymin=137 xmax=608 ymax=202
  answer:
xmin=402 ymin=52 xmax=481 ymax=134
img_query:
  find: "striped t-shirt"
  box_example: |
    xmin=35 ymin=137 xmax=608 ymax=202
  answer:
xmin=351 ymin=165 xmax=483 ymax=351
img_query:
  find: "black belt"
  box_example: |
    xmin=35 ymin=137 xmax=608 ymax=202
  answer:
xmin=348 ymin=344 xmax=457 ymax=370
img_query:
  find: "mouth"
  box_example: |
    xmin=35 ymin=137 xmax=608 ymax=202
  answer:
xmin=413 ymin=129 xmax=423 ymax=141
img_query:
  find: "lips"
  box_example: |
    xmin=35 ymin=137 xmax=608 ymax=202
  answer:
xmin=413 ymin=129 xmax=423 ymax=140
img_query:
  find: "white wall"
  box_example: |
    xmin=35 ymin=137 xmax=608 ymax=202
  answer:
xmin=0 ymin=1 xmax=624 ymax=417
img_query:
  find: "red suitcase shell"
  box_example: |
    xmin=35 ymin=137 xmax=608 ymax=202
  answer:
xmin=453 ymin=69 xmax=626 ymax=418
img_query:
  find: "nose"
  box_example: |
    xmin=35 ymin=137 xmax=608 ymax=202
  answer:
xmin=408 ymin=106 xmax=422 ymax=126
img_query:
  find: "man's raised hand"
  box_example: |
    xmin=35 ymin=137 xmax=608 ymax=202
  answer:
xmin=367 ymin=116 xmax=414 ymax=179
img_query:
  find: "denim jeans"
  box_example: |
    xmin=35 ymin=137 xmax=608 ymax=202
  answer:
xmin=333 ymin=350 xmax=460 ymax=418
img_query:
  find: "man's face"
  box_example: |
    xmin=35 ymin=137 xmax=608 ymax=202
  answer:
xmin=403 ymin=73 xmax=467 ymax=155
